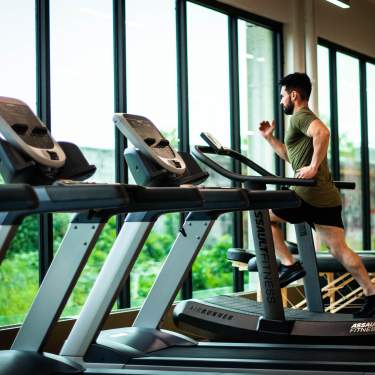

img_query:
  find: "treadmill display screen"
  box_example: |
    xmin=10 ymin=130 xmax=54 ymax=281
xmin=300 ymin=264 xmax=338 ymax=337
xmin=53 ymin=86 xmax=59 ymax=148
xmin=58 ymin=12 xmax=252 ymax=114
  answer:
xmin=0 ymin=102 xmax=54 ymax=149
xmin=126 ymin=115 xmax=176 ymax=159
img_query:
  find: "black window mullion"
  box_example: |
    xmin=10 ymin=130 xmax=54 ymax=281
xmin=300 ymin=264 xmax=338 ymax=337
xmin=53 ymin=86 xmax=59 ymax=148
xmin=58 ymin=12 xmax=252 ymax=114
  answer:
xmin=176 ymin=0 xmax=192 ymax=299
xmin=176 ymin=0 xmax=190 ymax=153
xmin=35 ymin=0 xmax=53 ymax=285
xmin=113 ymin=0 xmax=130 ymax=308
xmin=228 ymin=16 xmax=244 ymax=292
xmin=359 ymin=61 xmax=371 ymax=250
xmin=329 ymin=49 xmax=340 ymax=180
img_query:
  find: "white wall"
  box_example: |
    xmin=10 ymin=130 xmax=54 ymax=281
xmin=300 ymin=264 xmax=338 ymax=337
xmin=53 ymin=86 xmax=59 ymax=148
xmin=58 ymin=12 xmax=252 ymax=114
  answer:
xmin=219 ymin=0 xmax=375 ymax=59
xmin=316 ymin=0 xmax=375 ymax=58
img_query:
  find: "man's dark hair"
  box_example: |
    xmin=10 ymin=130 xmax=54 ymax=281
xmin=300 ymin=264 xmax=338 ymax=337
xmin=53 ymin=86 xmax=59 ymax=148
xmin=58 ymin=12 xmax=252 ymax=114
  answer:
xmin=280 ymin=72 xmax=312 ymax=100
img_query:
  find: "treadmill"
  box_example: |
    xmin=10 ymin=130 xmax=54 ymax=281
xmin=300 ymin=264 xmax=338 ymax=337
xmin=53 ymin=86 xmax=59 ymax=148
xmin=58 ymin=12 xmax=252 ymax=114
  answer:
xmin=57 ymin=115 xmax=375 ymax=374
xmin=0 ymin=98 xmax=217 ymax=375
xmin=174 ymin=134 xmax=375 ymax=346
xmin=2 ymin=105 xmax=371 ymax=374
xmin=0 ymin=100 xmax=279 ymax=375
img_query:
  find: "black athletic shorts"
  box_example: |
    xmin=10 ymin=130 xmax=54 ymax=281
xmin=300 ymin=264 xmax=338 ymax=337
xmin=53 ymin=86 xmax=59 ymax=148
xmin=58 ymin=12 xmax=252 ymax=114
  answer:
xmin=272 ymin=198 xmax=344 ymax=229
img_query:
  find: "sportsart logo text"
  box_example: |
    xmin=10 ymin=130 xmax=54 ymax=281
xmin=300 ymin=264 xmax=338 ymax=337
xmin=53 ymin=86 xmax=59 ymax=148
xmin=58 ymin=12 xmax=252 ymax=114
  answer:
xmin=350 ymin=321 xmax=375 ymax=333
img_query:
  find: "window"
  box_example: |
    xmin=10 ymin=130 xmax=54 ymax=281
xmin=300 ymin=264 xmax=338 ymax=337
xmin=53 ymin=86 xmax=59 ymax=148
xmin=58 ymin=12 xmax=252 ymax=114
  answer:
xmin=0 ymin=1 xmax=283 ymax=326
xmin=336 ymin=52 xmax=362 ymax=249
xmin=125 ymin=0 xmax=180 ymax=307
xmin=318 ymin=40 xmax=375 ymax=252
xmin=50 ymin=0 xmax=116 ymax=317
xmin=317 ymin=45 xmax=332 ymax=164
xmin=187 ymin=2 xmax=234 ymax=297
xmin=317 ymin=46 xmax=331 ymax=128
xmin=0 ymin=0 xmax=38 ymax=325
xmin=238 ymin=20 xmax=277 ymax=289
xmin=239 ymin=21 xmax=276 ymax=173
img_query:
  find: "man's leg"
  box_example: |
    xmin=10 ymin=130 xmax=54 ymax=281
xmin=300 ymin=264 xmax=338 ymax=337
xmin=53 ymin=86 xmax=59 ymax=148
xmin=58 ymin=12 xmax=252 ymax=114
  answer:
xmin=269 ymin=210 xmax=305 ymax=287
xmin=316 ymin=225 xmax=375 ymax=296
xmin=269 ymin=210 xmax=295 ymax=265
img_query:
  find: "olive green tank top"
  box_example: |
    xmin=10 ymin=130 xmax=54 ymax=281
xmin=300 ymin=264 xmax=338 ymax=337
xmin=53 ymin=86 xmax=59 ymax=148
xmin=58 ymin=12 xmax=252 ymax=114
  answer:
xmin=285 ymin=108 xmax=341 ymax=207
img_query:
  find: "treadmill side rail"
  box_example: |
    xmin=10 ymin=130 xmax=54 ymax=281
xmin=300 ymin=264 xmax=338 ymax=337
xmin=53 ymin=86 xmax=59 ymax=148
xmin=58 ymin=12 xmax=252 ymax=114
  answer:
xmin=12 ymin=221 xmax=106 ymax=351
xmin=295 ymin=222 xmax=324 ymax=312
xmin=61 ymin=220 xmax=155 ymax=358
xmin=133 ymin=215 xmax=215 ymax=329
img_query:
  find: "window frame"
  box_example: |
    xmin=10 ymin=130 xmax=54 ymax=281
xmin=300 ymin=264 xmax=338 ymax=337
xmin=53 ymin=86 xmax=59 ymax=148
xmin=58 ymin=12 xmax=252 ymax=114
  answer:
xmin=318 ymin=38 xmax=375 ymax=250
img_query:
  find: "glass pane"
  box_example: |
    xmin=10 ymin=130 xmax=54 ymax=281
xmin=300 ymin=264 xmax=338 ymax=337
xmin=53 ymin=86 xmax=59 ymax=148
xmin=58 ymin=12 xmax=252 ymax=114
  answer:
xmin=0 ymin=0 xmax=38 ymax=326
xmin=317 ymin=45 xmax=332 ymax=165
xmin=187 ymin=2 xmax=233 ymax=297
xmin=238 ymin=20 xmax=276 ymax=291
xmin=337 ymin=52 xmax=362 ymax=249
xmin=0 ymin=0 xmax=36 ymax=110
xmin=367 ymin=63 xmax=375 ymax=249
xmin=239 ymin=21 xmax=275 ymax=173
xmin=50 ymin=0 xmax=116 ymax=317
xmin=317 ymin=46 xmax=331 ymax=128
xmin=125 ymin=0 xmax=179 ymax=307
xmin=50 ymin=0 xmax=115 ymax=181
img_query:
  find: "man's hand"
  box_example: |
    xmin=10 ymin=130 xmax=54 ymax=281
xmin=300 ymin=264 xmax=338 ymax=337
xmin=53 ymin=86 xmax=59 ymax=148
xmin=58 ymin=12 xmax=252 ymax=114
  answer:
xmin=296 ymin=165 xmax=318 ymax=179
xmin=259 ymin=120 xmax=276 ymax=141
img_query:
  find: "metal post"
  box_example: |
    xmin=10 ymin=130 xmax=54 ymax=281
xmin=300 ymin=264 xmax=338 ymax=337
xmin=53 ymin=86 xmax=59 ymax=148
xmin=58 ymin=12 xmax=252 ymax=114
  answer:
xmin=294 ymin=222 xmax=324 ymax=312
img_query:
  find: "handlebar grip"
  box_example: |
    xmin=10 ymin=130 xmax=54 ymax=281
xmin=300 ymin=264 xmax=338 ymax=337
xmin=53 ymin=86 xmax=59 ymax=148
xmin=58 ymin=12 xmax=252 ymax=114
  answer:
xmin=200 ymin=132 xmax=225 ymax=153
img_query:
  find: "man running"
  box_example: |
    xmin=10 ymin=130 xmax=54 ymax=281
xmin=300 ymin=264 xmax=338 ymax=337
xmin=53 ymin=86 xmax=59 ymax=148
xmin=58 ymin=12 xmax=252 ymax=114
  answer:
xmin=259 ymin=72 xmax=375 ymax=318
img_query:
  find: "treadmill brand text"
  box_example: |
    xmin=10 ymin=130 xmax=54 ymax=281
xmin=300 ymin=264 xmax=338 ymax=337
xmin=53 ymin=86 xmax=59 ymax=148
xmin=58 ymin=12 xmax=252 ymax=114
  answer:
xmin=254 ymin=211 xmax=276 ymax=304
xmin=189 ymin=305 xmax=234 ymax=321
xmin=350 ymin=321 xmax=375 ymax=334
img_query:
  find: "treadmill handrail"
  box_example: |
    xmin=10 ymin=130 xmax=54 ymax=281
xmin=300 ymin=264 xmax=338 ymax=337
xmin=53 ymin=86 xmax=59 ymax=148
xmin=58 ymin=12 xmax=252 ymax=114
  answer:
xmin=0 ymin=184 xmax=38 ymax=211
xmin=193 ymin=145 xmax=315 ymax=187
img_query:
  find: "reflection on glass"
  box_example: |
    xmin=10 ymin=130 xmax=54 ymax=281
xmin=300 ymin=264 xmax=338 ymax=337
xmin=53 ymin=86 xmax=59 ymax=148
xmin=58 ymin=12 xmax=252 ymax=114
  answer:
xmin=238 ymin=20 xmax=276 ymax=291
xmin=367 ymin=63 xmax=375 ymax=248
xmin=187 ymin=2 xmax=233 ymax=297
xmin=337 ymin=52 xmax=362 ymax=249
xmin=126 ymin=0 xmax=179 ymax=307
xmin=0 ymin=0 xmax=38 ymax=326
xmin=50 ymin=0 xmax=116 ymax=317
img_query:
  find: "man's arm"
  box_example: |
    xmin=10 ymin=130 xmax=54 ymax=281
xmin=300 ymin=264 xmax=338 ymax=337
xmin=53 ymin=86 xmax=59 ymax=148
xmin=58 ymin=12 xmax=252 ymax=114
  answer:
xmin=259 ymin=120 xmax=289 ymax=162
xmin=295 ymin=119 xmax=330 ymax=179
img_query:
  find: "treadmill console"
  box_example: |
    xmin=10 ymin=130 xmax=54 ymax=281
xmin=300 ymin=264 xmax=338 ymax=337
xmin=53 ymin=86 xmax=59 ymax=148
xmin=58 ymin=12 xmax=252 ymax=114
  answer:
xmin=113 ymin=113 xmax=186 ymax=175
xmin=0 ymin=97 xmax=66 ymax=168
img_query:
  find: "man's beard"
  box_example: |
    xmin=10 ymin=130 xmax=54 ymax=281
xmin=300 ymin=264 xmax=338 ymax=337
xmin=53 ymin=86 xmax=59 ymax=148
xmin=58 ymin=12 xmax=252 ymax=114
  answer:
xmin=283 ymin=101 xmax=294 ymax=115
